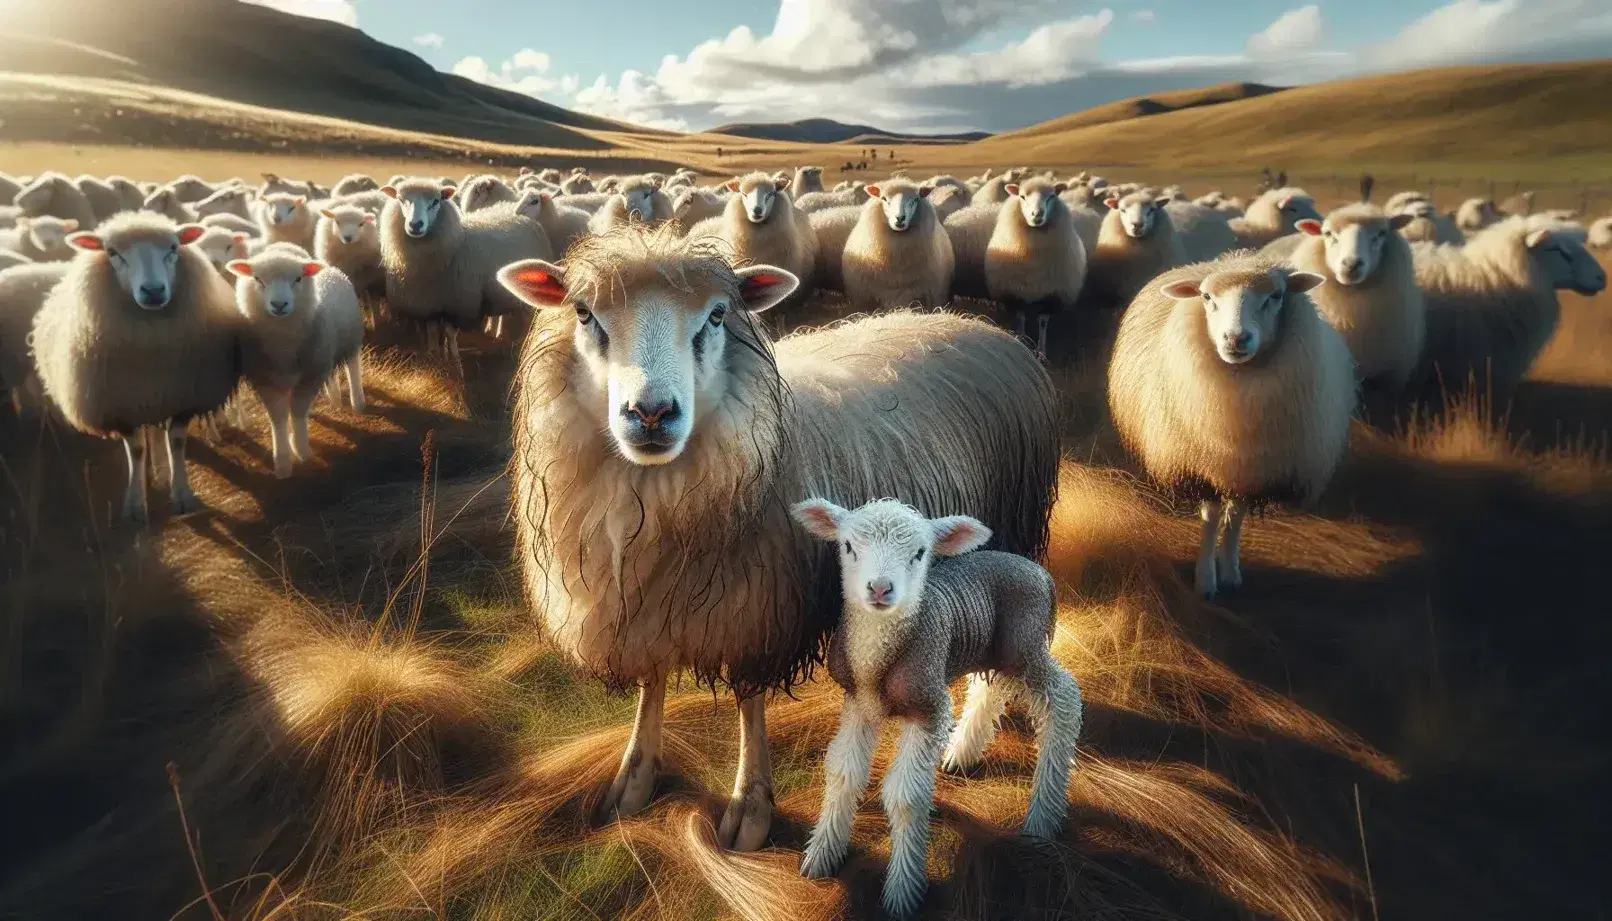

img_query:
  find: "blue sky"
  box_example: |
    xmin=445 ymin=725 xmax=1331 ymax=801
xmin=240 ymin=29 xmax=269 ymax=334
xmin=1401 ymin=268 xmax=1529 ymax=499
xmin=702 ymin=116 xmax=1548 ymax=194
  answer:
xmin=248 ymin=0 xmax=1612 ymax=133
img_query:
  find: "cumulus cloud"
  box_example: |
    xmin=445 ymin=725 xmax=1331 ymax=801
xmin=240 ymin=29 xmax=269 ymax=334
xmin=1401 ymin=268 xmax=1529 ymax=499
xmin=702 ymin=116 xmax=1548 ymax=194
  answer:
xmin=413 ymin=33 xmax=445 ymax=49
xmin=242 ymin=0 xmax=357 ymax=26
xmin=453 ymin=48 xmax=565 ymax=99
xmin=1246 ymin=5 xmax=1325 ymax=57
xmin=1130 ymin=9 xmax=1156 ymax=24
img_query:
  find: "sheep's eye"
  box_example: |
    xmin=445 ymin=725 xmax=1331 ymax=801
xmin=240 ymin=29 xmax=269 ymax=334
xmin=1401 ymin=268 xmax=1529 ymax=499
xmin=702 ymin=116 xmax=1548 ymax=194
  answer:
xmin=575 ymin=304 xmax=592 ymax=324
xmin=843 ymin=541 xmax=854 ymax=557
xmin=709 ymin=303 xmax=726 ymax=327
xmin=106 ymin=248 xmax=121 ymax=260
xmin=912 ymin=547 xmax=925 ymax=563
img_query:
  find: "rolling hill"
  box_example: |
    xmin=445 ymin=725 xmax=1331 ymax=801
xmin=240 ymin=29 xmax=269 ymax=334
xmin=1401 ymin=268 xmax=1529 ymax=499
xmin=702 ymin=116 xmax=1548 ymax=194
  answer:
xmin=997 ymin=82 xmax=1284 ymax=140
xmin=709 ymin=118 xmax=990 ymax=145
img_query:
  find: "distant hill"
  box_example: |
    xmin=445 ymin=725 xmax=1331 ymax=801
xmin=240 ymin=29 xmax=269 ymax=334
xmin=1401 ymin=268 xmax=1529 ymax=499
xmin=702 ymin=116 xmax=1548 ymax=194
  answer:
xmin=710 ymin=118 xmax=990 ymax=145
xmin=998 ymin=82 xmax=1284 ymax=140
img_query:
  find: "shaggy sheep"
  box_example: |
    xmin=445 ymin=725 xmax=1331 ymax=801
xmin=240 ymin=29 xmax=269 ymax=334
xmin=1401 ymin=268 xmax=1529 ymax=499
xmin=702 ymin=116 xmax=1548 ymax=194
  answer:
xmin=807 ymin=205 xmax=863 ymax=292
xmin=380 ymin=180 xmax=552 ymax=374
xmin=1228 ymin=187 xmax=1322 ymax=249
xmin=537 ymin=168 xmax=563 ymax=185
xmin=225 ymin=250 xmax=365 ymax=477
xmin=193 ymin=186 xmax=256 ymax=221
xmin=1 ymin=216 xmax=79 ymax=262
xmin=706 ymin=173 xmax=818 ymax=297
xmin=588 ymin=177 xmax=676 ymax=234
xmin=1410 ymin=217 xmax=1607 ymax=398
xmin=1108 ymin=253 xmax=1355 ymax=598
xmin=331 ymin=173 xmax=379 ymax=197
xmin=596 ymin=177 xmax=622 ymax=194
xmin=259 ymin=194 xmax=319 ymax=252
xmin=1089 ymin=189 xmax=1186 ymax=305
xmin=14 ymin=173 xmax=98 ymax=228
xmin=1286 ymin=206 xmax=1425 ymax=393
xmin=457 ymin=174 xmax=520 ymax=212
xmin=31 ymin=213 xmax=242 ymax=522
xmin=792 ymin=166 xmax=826 ymax=195
xmin=984 ymin=179 xmax=1086 ymax=358
xmin=795 ymin=186 xmax=869 ymax=213
xmin=1455 ymin=197 xmax=1503 ymax=233
xmin=0 ymin=261 xmax=69 ymax=411
xmin=841 ymin=180 xmax=953 ymax=311
xmin=315 ymin=205 xmax=384 ymax=299
xmin=497 ymin=223 xmax=1058 ymax=852
xmin=513 ymin=190 xmax=591 ymax=256
xmin=793 ymin=498 xmax=1081 ymax=918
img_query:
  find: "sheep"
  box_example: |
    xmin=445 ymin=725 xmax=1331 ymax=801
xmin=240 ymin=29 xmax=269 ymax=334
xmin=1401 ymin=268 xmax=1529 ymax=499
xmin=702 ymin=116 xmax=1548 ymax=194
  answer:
xmin=984 ymin=179 xmax=1086 ymax=358
xmin=1383 ymin=190 xmax=1430 ymax=215
xmin=189 ymin=226 xmax=253 ymax=278
xmin=1166 ymin=200 xmax=1239 ymax=263
xmin=200 ymin=213 xmax=262 ymax=237
xmin=30 ymin=213 xmax=242 ymax=522
xmin=1 ymin=216 xmax=79 ymax=262
xmin=193 ymin=185 xmax=256 ymax=221
xmin=457 ymin=174 xmax=520 ymax=212
xmin=927 ymin=183 xmax=973 ymax=222
xmin=379 ymin=180 xmax=552 ymax=374
xmin=537 ymin=168 xmax=563 ymax=185
xmin=1410 ymin=217 xmax=1607 ymax=399
xmin=1285 ymin=205 xmax=1425 ymax=394
xmin=596 ymin=176 xmax=622 ymax=194
xmin=1089 ymin=189 xmax=1186 ymax=305
xmin=1108 ymin=253 xmax=1355 ymax=598
xmin=14 ymin=173 xmax=98 ymax=228
xmin=588 ymin=177 xmax=676 ymax=234
xmin=807 ymin=205 xmax=863 ymax=292
xmin=75 ymin=175 xmax=128 ymax=221
xmin=0 ymin=173 xmax=20 ymax=203
xmin=795 ymin=186 xmax=869 ymax=213
xmin=496 ymin=223 xmax=1058 ymax=853
xmin=143 ymin=187 xmax=198 ymax=224
xmin=1228 ymin=187 xmax=1322 ymax=249
xmin=841 ymin=180 xmax=953 ymax=312
xmin=942 ymin=203 xmax=999 ymax=299
xmin=1590 ymin=216 xmax=1612 ymax=249
xmin=704 ymin=173 xmax=817 ymax=297
xmin=0 ymin=261 xmax=69 ymax=411
xmin=973 ymin=174 xmax=1014 ymax=206
xmin=1398 ymin=200 xmax=1465 ymax=245
xmin=259 ymin=194 xmax=319 ymax=252
xmin=259 ymin=173 xmax=317 ymax=199
xmin=792 ymin=498 xmax=1082 ymax=918
xmin=0 ymin=250 xmax=31 ymax=271
xmin=315 ymin=204 xmax=384 ymax=299
xmin=560 ymin=172 xmax=596 ymax=195
xmin=331 ymin=173 xmax=379 ymax=197
xmin=331 ymin=188 xmax=390 ymax=215
xmin=0 ymin=206 xmax=20 ymax=230
xmin=557 ymin=191 xmax=611 ymax=214
xmin=792 ymin=165 xmax=826 ymax=195
xmin=225 ymin=249 xmax=365 ymax=477
xmin=169 ymin=175 xmax=219 ymax=203
xmin=670 ymin=187 xmax=725 ymax=230
xmin=1455 ymin=197 xmax=1503 ymax=233
xmin=513 ymin=190 xmax=591 ymax=256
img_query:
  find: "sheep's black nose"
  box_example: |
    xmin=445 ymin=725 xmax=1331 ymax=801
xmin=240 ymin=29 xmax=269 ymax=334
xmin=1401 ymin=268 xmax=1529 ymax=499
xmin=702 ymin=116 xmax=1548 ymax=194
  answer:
xmin=407 ymin=219 xmax=425 ymax=234
xmin=1229 ymin=331 xmax=1253 ymax=349
xmin=269 ymin=299 xmax=291 ymax=313
xmin=1339 ymin=257 xmax=1362 ymax=275
xmin=138 ymin=284 xmax=167 ymax=304
xmin=623 ymin=399 xmax=680 ymax=431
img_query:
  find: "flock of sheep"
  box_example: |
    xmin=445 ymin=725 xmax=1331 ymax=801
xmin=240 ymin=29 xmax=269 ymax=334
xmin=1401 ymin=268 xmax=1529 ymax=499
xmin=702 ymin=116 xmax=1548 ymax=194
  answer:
xmin=0 ymin=158 xmax=1608 ymax=916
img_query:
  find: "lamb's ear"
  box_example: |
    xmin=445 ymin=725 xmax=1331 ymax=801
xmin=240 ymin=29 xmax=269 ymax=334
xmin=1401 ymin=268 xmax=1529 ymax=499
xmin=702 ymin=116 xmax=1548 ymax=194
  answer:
xmin=791 ymin=498 xmax=847 ymax=541
xmin=232 ymin=233 xmax=249 ymax=245
xmin=930 ymin=515 xmax=992 ymax=557
xmin=295 ymin=196 xmax=307 ymax=206
xmin=1103 ymin=197 xmax=1120 ymax=209
xmin=539 ymin=191 xmax=552 ymax=202
xmin=177 ymin=224 xmax=207 ymax=245
xmin=1159 ymin=279 xmax=1203 ymax=300
xmin=918 ymin=185 xmax=933 ymax=198
xmin=497 ymin=259 xmax=568 ymax=308
xmin=1388 ymin=213 xmax=1413 ymax=230
xmin=734 ymin=265 xmax=799 ymax=314
xmin=776 ymin=177 xmax=790 ymax=191
xmin=440 ymin=186 xmax=457 ymax=201
xmin=1005 ymin=183 xmax=1019 ymax=196
xmin=1296 ymin=219 xmax=1323 ymax=236
xmin=302 ymin=262 xmax=324 ymax=277
xmin=1285 ymin=271 xmax=1327 ymax=294
xmin=1277 ymin=195 xmax=1295 ymax=210
xmin=67 ymin=232 xmax=103 ymax=252
xmin=1154 ymin=196 xmax=1173 ymax=208
xmin=320 ymin=209 xmax=337 ymax=220
xmin=362 ymin=214 xmax=376 ymax=225
xmin=1525 ymin=228 xmax=1554 ymax=250
xmin=1054 ymin=182 xmax=1068 ymax=194
xmin=726 ymin=180 xmax=741 ymax=193
xmin=226 ymin=260 xmax=253 ymax=278
xmin=381 ymin=186 xmax=398 ymax=199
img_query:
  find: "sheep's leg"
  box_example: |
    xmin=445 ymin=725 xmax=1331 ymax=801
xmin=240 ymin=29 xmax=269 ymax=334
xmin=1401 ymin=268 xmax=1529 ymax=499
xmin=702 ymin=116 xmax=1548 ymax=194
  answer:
xmin=1012 ymin=308 xmax=1027 ymax=341
xmin=1195 ymin=498 xmax=1224 ymax=598
xmin=446 ymin=326 xmax=465 ymax=380
xmin=259 ymin=387 xmax=295 ymax=478
xmin=1215 ymin=498 xmax=1246 ymax=590
xmin=881 ymin=702 xmax=953 ymax=919
xmin=800 ymin=698 xmax=880 ymax=879
xmin=942 ymin=673 xmax=1013 ymax=773
xmin=600 ymin=669 xmax=666 ymax=819
xmin=422 ymin=320 xmax=439 ymax=355
xmin=1035 ymin=312 xmax=1052 ymax=362
xmin=717 ymin=694 xmax=774 ymax=852
xmin=165 ymin=419 xmax=201 ymax=516
xmin=345 ymin=355 xmax=366 ymax=413
xmin=290 ymin=386 xmax=317 ymax=463
xmin=119 ymin=430 xmax=149 ymax=525
xmin=1019 ymin=655 xmax=1084 ymax=840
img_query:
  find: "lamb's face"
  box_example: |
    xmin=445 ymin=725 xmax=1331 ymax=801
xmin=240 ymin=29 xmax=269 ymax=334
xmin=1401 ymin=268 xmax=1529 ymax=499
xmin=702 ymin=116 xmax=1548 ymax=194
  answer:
xmin=388 ymin=186 xmax=453 ymax=238
xmin=1314 ymin=213 xmax=1407 ymax=286
xmin=227 ymin=255 xmax=322 ymax=319
xmin=740 ymin=181 xmax=782 ymax=224
xmin=25 ymin=217 xmax=77 ymax=256
xmin=1164 ymin=269 xmax=1325 ymax=365
xmin=265 ymin=195 xmax=307 ymax=227
xmin=1013 ymin=183 xmax=1064 ymax=229
xmin=623 ymin=186 xmax=658 ymax=223
xmin=496 ymin=258 xmax=799 ymax=465
xmin=12 ymin=178 xmax=58 ymax=215
xmin=191 ymin=230 xmax=249 ymax=276
xmin=791 ymin=498 xmax=992 ymax=616
xmin=73 ymin=227 xmax=198 ymax=310
xmin=1527 ymin=229 xmax=1607 ymax=296
xmin=1111 ymin=194 xmax=1168 ymax=239
xmin=324 ymin=208 xmax=376 ymax=245
xmin=515 ymin=191 xmax=549 ymax=223
xmin=1276 ymin=195 xmax=1323 ymax=229
xmin=195 ymin=189 xmax=248 ymax=217
xmin=872 ymin=184 xmax=923 ymax=232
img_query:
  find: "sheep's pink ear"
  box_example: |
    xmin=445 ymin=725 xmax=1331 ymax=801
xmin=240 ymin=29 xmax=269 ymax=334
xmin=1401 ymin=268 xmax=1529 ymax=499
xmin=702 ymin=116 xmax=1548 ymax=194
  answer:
xmin=930 ymin=515 xmax=992 ymax=557
xmin=1104 ymin=197 xmax=1120 ymax=209
xmin=232 ymin=233 xmax=249 ymax=245
xmin=295 ymin=196 xmax=307 ymax=206
xmin=776 ymin=177 xmax=790 ymax=191
xmin=734 ymin=264 xmax=799 ymax=314
xmin=918 ymin=185 xmax=933 ymax=198
xmin=320 ymin=209 xmax=337 ymax=220
xmin=177 ymin=224 xmax=207 ymax=245
xmin=1285 ymin=271 xmax=1326 ymax=293
xmin=1296 ymin=219 xmax=1322 ymax=236
xmin=362 ymin=213 xmax=377 ymax=224
xmin=226 ymin=260 xmax=253 ymax=278
xmin=790 ymin=498 xmax=846 ymax=541
xmin=67 ymin=232 xmax=103 ymax=252
xmin=1005 ymin=183 xmax=1020 ymax=196
xmin=1388 ymin=213 xmax=1413 ymax=230
xmin=1054 ymin=182 xmax=1067 ymax=194
xmin=381 ymin=186 xmax=398 ymax=199
xmin=1278 ymin=196 xmax=1295 ymax=210
xmin=726 ymin=180 xmax=741 ymax=192
xmin=865 ymin=185 xmax=881 ymax=199
xmin=261 ymin=172 xmax=279 ymax=182
xmin=302 ymin=262 xmax=324 ymax=277
xmin=440 ymin=186 xmax=456 ymax=200
xmin=498 ymin=259 xmax=568 ymax=308
xmin=539 ymin=191 xmax=552 ymax=202
xmin=1159 ymin=279 xmax=1203 ymax=300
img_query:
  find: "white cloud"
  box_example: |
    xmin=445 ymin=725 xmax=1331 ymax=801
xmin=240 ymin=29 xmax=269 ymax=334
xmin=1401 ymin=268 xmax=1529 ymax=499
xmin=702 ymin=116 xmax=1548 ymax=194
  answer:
xmin=1130 ymin=9 xmax=1156 ymax=24
xmin=241 ymin=0 xmax=357 ymax=27
xmin=1362 ymin=0 xmax=1612 ymax=69
xmin=1246 ymin=5 xmax=1326 ymax=58
xmin=512 ymin=49 xmax=552 ymax=72
xmin=453 ymin=48 xmax=563 ymax=99
xmin=413 ymin=33 xmax=445 ymax=49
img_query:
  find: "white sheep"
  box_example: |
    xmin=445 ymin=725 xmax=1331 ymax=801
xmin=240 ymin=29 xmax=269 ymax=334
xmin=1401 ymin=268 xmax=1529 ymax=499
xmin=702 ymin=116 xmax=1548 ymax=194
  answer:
xmin=792 ymin=165 xmax=826 ymax=195
xmin=704 ymin=173 xmax=817 ymax=297
xmin=942 ymin=203 xmax=998 ymax=300
xmin=1 ymin=216 xmax=79 ymax=262
xmin=927 ymin=183 xmax=973 ymax=222
xmin=972 ymin=174 xmax=1014 ymax=206
xmin=143 ymin=186 xmax=198 ymax=224
xmin=984 ymin=179 xmax=1087 ymax=358
xmin=0 ymin=261 xmax=69 ymax=412
xmin=259 ymin=173 xmax=317 ymax=199
xmin=225 ymin=249 xmax=365 ymax=477
xmin=1228 ymin=187 xmax=1322 ymax=249
xmin=0 ymin=250 xmax=31 ymax=271
xmin=457 ymin=174 xmax=520 ymax=212
xmin=794 ymin=186 xmax=869 ymax=213
xmin=30 ymin=214 xmax=243 ymax=522
xmin=258 ymin=194 xmax=318 ymax=252
xmin=315 ymin=204 xmax=384 ymax=299
xmin=513 ymin=190 xmax=591 ymax=255
xmin=587 ymin=177 xmax=675 ymax=234
xmin=1089 ymin=189 xmax=1186 ymax=305
xmin=1398 ymin=200 xmax=1465 ymax=245
xmin=841 ymin=179 xmax=952 ymax=311
xmin=806 ymin=205 xmax=863 ymax=293
xmin=1108 ymin=253 xmax=1355 ymax=598
xmin=331 ymin=173 xmax=379 ymax=197
xmin=74 ymin=175 xmax=128 ymax=222
xmin=13 ymin=173 xmax=98 ymax=228
xmin=792 ymin=498 xmax=1081 ymax=919
xmin=169 ymin=175 xmax=220 ymax=203
xmin=1590 ymin=216 xmax=1612 ymax=249
xmin=189 ymin=226 xmax=253 ymax=278
xmin=560 ymin=172 xmax=595 ymax=195
xmin=1455 ymin=197 xmax=1503 ymax=233
xmin=1166 ymin=200 xmax=1240 ymax=263
xmin=670 ymin=187 xmax=725 ymax=230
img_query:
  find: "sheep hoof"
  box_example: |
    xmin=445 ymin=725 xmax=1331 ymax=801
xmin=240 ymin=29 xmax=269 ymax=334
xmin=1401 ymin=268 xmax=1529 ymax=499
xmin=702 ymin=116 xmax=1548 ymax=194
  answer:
xmin=600 ymin=752 xmax=660 ymax=819
xmin=1194 ymin=560 xmax=1218 ymax=598
xmin=171 ymin=494 xmax=203 ymax=516
xmin=122 ymin=504 xmax=148 ymax=526
xmin=1217 ymin=562 xmax=1243 ymax=590
xmin=716 ymin=781 xmax=773 ymax=852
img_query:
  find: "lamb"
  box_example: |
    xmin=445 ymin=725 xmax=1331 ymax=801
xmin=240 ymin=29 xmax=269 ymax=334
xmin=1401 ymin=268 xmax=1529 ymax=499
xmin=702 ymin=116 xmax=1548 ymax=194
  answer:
xmin=315 ymin=205 xmax=384 ymax=298
xmin=457 ymin=174 xmax=520 ymax=212
xmin=537 ymin=168 xmax=563 ymax=185
xmin=1410 ymin=217 xmax=1607 ymax=399
xmin=331 ymin=173 xmax=379 ymax=197
xmin=1228 ymin=187 xmax=1322 ymax=249
xmin=1 ymin=216 xmax=79 ymax=262
xmin=1285 ymin=205 xmax=1425 ymax=393
xmin=143 ymin=187 xmax=198 ymax=224
xmin=793 ymin=498 xmax=1082 ymax=918
xmin=1107 ymin=253 xmax=1355 ymax=598
xmin=973 ymin=174 xmax=1014 ymax=206
xmin=706 ymin=173 xmax=818 ymax=296
xmin=670 ymin=187 xmax=725 ymax=230
xmin=259 ymin=173 xmax=317 ymax=199
xmin=1455 ymin=197 xmax=1503 ymax=233
xmin=496 ymin=223 xmax=1058 ymax=853
xmin=30 ymin=213 xmax=242 ymax=522
xmin=984 ymin=179 xmax=1086 ymax=358
xmin=841 ymin=180 xmax=953 ymax=311
xmin=1590 ymin=216 xmax=1612 ymax=249
xmin=588 ymin=177 xmax=676 ymax=234
xmin=792 ymin=166 xmax=826 ymax=195
xmin=330 ymin=189 xmax=389 ymax=215
xmin=193 ymin=185 xmax=256 ymax=221
xmin=1398 ymin=200 xmax=1465 ymax=245
xmin=189 ymin=226 xmax=253 ymax=278
xmin=795 ymin=186 xmax=869 ymax=213
xmin=259 ymin=194 xmax=319 ymax=252
xmin=0 ymin=261 xmax=69 ymax=411
xmin=13 ymin=173 xmax=98 ymax=228
xmin=1089 ymin=189 xmax=1186 ymax=305
xmin=557 ymin=191 xmax=611 ymax=214
xmin=1383 ymin=190 xmax=1430 ymax=216
xmin=380 ymin=180 xmax=552 ymax=374
xmin=807 ymin=205 xmax=863 ymax=292
xmin=513 ymin=190 xmax=591 ymax=256
xmin=75 ymin=175 xmax=128 ymax=221
xmin=596 ymin=176 xmax=621 ymax=194
xmin=225 ymin=250 xmax=365 ymax=477
xmin=560 ymin=172 xmax=596 ymax=195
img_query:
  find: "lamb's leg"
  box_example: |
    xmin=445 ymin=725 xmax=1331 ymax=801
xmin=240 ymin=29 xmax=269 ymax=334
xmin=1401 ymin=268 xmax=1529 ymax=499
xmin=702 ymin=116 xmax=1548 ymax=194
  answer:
xmin=120 ymin=429 xmax=149 ymax=524
xmin=1012 ymin=309 xmax=1027 ymax=341
xmin=942 ymin=673 xmax=1013 ymax=773
xmin=290 ymin=386 xmax=317 ymax=463
xmin=165 ymin=419 xmax=201 ymax=516
xmin=717 ymin=694 xmax=774 ymax=852
xmin=1195 ymin=498 xmax=1224 ymax=598
xmin=600 ymin=669 xmax=666 ymax=819
xmin=881 ymin=702 xmax=953 ymax=919
xmin=423 ymin=320 xmax=439 ymax=355
xmin=801 ymin=698 xmax=880 ymax=879
xmin=1035 ymin=313 xmax=1052 ymax=362
xmin=1019 ymin=654 xmax=1084 ymax=840
xmin=1215 ymin=498 xmax=1247 ymax=590
xmin=345 ymin=355 xmax=366 ymax=413
xmin=445 ymin=326 xmax=465 ymax=380
xmin=259 ymin=387 xmax=294 ymax=478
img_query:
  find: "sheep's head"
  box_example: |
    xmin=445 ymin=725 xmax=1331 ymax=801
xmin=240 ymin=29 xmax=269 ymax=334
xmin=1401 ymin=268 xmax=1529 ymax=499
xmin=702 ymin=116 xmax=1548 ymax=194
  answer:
xmin=13 ymin=174 xmax=66 ymax=215
xmin=791 ymin=498 xmax=991 ymax=615
xmin=498 ymin=227 xmax=798 ymax=465
xmin=189 ymin=227 xmax=250 ymax=276
xmin=263 ymin=194 xmax=310 ymax=227
xmin=513 ymin=190 xmax=551 ymax=223
xmin=1270 ymin=190 xmax=1322 ymax=229
xmin=867 ymin=180 xmax=930 ymax=232
xmin=321 ymin=205 xmax=378 ymax=245
xmin=1301 ymin=205 xmax=1411 ymax=286
xmin=1526 ymin=226 xmax=1607 ymax=296
xmin=195 ymin=187 xmax=249 ymax=217
xmin=618 ymin=179 xmax=662 ymax=223
xmin=1107 ymin=191 xmax=1171 ymax=239
xmin=383 ymin=182 xmax=455 ymax=238
xmin=1161 ymin=266 xmax=1325 ymax=365
xmin=1011 ymin=179 xmax=1066 ymax=229
xmin=731 ymin=174 xmax=787 ymax=225
xmin=23 ymin=216 xmax=78 ymax=256
xmin=226 ymin=251 xmax=323 ymax=318
xmin=69 ymin=216 xmax=207 ymax=310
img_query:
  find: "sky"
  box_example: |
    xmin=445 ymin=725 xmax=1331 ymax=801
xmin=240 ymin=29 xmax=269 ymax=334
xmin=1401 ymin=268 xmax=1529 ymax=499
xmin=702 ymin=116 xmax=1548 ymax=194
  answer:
xmin=244 ymin=0 xmax=1612 ymax=134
